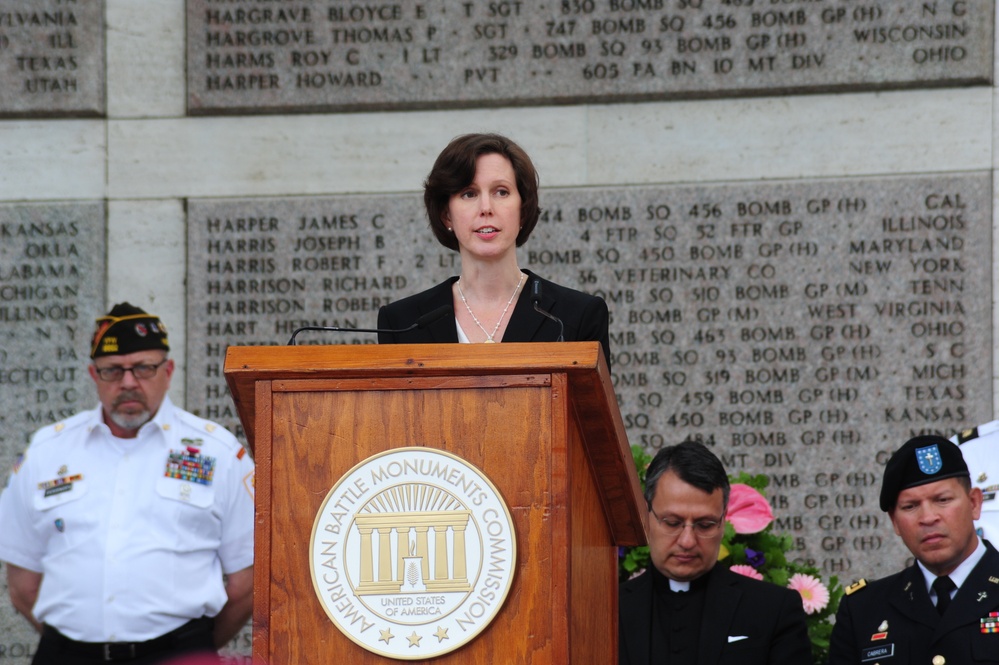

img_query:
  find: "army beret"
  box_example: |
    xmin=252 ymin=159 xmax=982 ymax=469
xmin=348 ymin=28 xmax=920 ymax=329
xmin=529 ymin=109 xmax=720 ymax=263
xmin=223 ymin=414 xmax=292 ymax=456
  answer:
xmin=879 ymin=434 xmax=969 ymax=511
xmin=90 ymin=302 xmax=170 ymax=359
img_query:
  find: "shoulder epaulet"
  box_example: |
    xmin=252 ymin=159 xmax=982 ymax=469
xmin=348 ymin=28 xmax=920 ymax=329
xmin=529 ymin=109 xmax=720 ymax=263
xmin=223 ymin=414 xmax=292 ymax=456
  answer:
xmin=845 ymin=579 xmax=868 ymax=595
xmin=957 ymin=418 xmax=999 ymax=444
xmin=957 ymin=427 xmax=979 ymax=444
xmin=174 ymin=410 xmax=240 ymax=450
xmin=31 ymin=410 xmax=92 ymax=443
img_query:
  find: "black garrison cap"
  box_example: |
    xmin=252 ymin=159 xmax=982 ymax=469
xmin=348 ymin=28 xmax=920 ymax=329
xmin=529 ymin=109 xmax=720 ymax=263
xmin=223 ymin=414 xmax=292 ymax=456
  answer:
xmin=90 ymin=302 xmax=169 ymax=359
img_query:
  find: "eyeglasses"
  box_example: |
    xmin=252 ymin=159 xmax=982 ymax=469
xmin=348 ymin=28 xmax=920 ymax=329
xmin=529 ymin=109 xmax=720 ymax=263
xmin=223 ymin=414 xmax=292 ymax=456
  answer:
xmin=649 ymin=506 xmax=724 ymax=539
xmin=93 ymin=359 xmax=168 ymax=382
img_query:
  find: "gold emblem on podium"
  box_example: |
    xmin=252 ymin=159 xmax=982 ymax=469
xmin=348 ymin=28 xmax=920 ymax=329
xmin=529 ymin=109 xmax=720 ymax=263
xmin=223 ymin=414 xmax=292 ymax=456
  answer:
xmin=310 ymin=447 xmax=517 ymax=660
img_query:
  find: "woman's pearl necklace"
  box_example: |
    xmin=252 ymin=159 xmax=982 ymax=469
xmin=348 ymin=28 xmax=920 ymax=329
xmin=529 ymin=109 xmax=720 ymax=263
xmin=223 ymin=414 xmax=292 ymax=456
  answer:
xmin=456 ymin=273 xmax=525 ymax=343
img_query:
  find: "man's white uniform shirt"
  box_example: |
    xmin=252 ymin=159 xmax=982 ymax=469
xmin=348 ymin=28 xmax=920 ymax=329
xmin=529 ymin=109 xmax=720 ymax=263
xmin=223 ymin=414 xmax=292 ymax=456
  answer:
xmin=0 ymin=396 xmax=255 ymax=642
xmin=953 ymin=420 xmax=999 ymax=544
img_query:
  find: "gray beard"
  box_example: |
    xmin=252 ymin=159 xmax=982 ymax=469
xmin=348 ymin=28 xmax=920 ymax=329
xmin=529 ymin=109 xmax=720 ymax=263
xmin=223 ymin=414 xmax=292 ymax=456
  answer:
xmin=109 ymin=409 xmax=152 ymax=433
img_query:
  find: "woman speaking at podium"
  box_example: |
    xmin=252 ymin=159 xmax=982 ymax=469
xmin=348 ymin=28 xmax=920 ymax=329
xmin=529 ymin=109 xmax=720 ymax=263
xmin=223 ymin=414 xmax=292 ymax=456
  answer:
xmin=377 ymin=132 xmax=611 ymax=365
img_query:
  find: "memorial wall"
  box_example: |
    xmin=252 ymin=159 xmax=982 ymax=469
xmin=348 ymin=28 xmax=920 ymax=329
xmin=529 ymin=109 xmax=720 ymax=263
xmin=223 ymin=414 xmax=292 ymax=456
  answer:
xmin=0 ymin=0 xmax=104 ymax=117
xmin=185 ymin=0 xmax=991 ymax=112
xmin=186 ymin=172 xmax=992 ymax=579
xmin=0 ymin=0 xmax=996 ymax=662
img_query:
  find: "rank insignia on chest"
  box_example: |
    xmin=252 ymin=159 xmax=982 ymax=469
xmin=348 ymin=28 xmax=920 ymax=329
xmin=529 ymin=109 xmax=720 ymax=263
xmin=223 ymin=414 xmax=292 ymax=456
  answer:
xmin=869 ymin=619 xmax=889 ymax=641
xmin=165 ymin=449 xmax=216 ymax=486
xmin=982 ymin=612 xmax=999 ymax=634
xmin=38 ymin=473 xmax=83 ymax=497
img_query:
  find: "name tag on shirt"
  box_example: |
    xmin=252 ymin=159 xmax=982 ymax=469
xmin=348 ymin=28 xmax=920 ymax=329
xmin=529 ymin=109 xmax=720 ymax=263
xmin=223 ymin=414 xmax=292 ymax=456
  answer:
xmin=862 ymin=644 xmax=894 ymax=661
xmin=33 ymin=473 xmax=88 ymax=510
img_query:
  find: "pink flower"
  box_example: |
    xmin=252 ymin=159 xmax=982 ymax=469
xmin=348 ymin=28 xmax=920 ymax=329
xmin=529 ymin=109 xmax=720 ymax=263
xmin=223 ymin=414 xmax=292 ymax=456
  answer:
xmin=788 ymin=573 xmax=830 ymax=614
xmin=729 ymin=565 xmax=764 ymax=581
xmin=726 ymin=484 xmax=774 ymax=534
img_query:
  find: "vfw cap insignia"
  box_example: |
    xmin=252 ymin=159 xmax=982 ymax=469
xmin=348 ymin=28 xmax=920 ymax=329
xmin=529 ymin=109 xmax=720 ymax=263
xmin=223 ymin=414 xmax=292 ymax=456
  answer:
xmin=916 ymin=444 xmax=943 ymax=475
xmin=310 ymin=447 xmax=516 ymax=660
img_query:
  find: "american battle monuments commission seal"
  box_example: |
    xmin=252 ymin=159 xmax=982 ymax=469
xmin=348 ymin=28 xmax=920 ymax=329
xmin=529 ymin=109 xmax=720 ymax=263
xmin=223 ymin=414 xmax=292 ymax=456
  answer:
xmin=310 ymin=447 xmax=517 ymax=659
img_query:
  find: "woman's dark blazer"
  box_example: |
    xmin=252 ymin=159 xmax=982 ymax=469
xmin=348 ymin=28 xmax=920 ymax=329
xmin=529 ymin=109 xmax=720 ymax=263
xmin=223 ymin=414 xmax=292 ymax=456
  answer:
xmin=376 ymin=270 xmax=611 ymax=366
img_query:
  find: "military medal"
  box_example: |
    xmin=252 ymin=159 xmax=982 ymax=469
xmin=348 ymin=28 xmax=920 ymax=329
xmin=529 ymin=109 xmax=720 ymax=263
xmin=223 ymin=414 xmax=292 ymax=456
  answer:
xmin=870 ymin=620 xmax=888 ymax=641
xmin=165 ymin=445 xmax=216 ymax=486
xmin=982 ymin=612 xmax=999 ymax=634
xmin=38 ymin=473 xmax=83 ymax=497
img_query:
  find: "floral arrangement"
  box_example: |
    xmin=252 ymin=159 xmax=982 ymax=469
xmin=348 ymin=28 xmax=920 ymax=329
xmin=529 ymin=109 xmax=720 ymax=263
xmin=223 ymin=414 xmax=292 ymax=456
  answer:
xmin=618 ymin=445 xmax=844 ymax=665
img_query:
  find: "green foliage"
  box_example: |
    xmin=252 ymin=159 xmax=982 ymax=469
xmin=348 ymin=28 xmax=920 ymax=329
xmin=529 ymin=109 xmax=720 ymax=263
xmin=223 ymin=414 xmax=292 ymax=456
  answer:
xmin=619 ymin=448 xmax=843 ymax=665
xmin=619 ymin=445 xmax=653 ymax=577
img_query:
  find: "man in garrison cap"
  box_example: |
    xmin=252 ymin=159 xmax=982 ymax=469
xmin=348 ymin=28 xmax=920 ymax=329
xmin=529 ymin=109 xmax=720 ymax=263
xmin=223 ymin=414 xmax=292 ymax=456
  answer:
xmin=0 ymin=303 xmax=255 ymax=665
xmin=828 ymin=434 xmax=999 ymax=665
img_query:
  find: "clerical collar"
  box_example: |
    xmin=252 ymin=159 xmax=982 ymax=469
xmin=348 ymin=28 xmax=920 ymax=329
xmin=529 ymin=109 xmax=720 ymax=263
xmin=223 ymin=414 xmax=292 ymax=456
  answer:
xmin=650 ymin=565 xmax=709 ymax=593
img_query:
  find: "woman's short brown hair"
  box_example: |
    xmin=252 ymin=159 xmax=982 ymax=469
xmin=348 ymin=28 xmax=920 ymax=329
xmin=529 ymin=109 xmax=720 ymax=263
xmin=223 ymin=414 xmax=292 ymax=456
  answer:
xmin=424 ymin=133 xmax=540 ymax=251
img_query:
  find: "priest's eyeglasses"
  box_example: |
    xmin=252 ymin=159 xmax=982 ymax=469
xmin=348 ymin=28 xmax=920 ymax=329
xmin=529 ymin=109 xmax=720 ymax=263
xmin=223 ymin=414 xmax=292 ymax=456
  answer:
xmin=93 ymin=359 xmax=168 ymax=382
xmin=649 ymin=506 xmax=724 ymax=538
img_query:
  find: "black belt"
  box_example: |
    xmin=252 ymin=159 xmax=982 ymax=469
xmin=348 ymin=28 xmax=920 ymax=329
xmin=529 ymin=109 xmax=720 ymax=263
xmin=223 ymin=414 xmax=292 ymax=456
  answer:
xmin=42 ymin=617 xmax=213 ymax=662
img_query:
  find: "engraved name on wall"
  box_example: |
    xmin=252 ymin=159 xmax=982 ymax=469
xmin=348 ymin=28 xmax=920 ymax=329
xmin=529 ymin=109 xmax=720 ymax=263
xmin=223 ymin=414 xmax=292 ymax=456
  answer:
xmin=0 ymin=201 xmax=105 ymax=661
xmin=186 ymin=172 xmax=992 ymax=578
xmin=186 ymin=0 xmax=993 ymax=114
xmin=0 ymin=0 xmax=105 ymax=117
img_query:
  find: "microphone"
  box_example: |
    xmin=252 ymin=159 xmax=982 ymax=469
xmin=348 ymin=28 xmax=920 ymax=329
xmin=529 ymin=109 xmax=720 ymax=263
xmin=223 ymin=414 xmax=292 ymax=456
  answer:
xmin=531 ymin=280 xmax=564 ymax=342
xmin=287 ymin=305 xmax=452 ymax=345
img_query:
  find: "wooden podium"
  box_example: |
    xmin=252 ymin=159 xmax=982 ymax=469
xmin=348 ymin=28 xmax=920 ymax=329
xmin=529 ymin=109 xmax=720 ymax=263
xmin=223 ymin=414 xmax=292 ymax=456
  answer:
xmin=224 ymin=342 xmax=646 ymax=664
